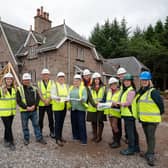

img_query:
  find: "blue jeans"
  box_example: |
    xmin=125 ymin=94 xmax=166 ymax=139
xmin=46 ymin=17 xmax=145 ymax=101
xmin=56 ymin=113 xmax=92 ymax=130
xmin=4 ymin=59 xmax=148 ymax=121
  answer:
xmin=124 ymin=117 xmax=139 ymax=151
xmin=54 ymin=109 xmax=66 ymax=140
xmin=21 ymin=111 xmax=42 ymax=141
xmin=71 ymin=110 xmax=87 ymax=144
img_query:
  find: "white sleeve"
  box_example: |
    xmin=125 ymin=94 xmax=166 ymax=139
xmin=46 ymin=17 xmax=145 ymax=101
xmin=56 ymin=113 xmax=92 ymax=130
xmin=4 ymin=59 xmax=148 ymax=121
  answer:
xmin=51 ymin=83 xmax=59 ymax=99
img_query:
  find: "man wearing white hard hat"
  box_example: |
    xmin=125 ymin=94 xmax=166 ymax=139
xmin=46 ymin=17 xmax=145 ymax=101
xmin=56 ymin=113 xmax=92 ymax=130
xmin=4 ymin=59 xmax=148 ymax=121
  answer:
xmin=51 ymin=72 xmax=69 ymax=146
xmin=38 ymin=68 xmax=54 ymax=138
xmin=16 ymin=73 xmax=46 ymax=145
xmin=69 ymin=74 xmax=88 ymax=145
xmin=0 ymin=72 xmax=16 ymax=150
xmin=87 ymin=72 xmax=106 ymax=143
xmin=116 ymin=67 xmax=128 ymax=144
xmin=104 ymin=77 xmax=121 ymax=148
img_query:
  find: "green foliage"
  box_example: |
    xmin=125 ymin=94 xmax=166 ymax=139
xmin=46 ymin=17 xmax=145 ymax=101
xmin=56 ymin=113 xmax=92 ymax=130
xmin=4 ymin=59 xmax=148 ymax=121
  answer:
xmin=89 ymin=17 xmax=168 ymax=89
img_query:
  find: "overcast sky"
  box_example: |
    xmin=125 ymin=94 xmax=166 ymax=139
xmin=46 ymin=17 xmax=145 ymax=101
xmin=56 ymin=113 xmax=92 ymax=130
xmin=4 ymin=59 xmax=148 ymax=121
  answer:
xmin=0 ymin=0 xmax=167 ymax=38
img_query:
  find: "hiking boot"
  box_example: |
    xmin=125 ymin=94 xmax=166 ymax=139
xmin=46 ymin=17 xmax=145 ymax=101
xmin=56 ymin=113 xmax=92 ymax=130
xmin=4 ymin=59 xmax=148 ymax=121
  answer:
xmin=147 ymin=156 xmax=155 ymax=166
xmin=56 ymin=140 xmax=64 ymax=147
xmin=36 ymin=138 xmax=47 ymax=145
xmin=110 ymin=142 xmax=120 ymax=148
xmin=120 ymin=148 xmax=134 ymax=155
xmin=24 ymin=139 xmax=29 ymax=145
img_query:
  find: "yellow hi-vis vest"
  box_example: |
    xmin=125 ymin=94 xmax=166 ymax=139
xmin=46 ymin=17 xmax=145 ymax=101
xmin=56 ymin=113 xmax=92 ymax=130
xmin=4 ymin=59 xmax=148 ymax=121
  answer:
xmin=17 ymin=85 xmax=37 ymax=112
xmin=38 ymin=80 xmax=52 ymax=106
xmin=120 ymin=86 xmax=134 ymax=117
xmin=87 ymin=86 xmax=105 ymax=112
xmin=133 ymin=88 xmax=161 ymax=123
xmin=68 ymin=85 xmax=88 ymax=109
xmin=104 ymin=89 xmax=121 ymax=118
xmin=52 ymin=82 xmax=69 ymax=111
xmin=0 ymin=87 xmax=16 ymax=117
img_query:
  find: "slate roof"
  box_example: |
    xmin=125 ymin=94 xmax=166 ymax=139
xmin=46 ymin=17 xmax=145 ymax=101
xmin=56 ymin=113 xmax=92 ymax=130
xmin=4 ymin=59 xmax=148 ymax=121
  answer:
xmin=0 ymin=21 xmax=28 ymax=55
xmin=105 ymin=56 xmax=149 ymax=76
xmin=0 ymin=20 xmax=94 ymax=58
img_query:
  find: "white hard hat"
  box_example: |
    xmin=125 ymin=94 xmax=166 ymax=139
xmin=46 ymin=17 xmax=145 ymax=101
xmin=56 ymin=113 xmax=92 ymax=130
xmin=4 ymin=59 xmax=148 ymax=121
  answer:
xmin=74 ymin=74 xmax=81 ymax=80
xmin=3 ymin=72 xmax=13 ymax=78
xmin=83 ymin=69 xmax=91 ymax=76
xmin=57 ymin=72 xmax=65 ymax=77
xmin=92 ymin=72 xmax=101 ymax=79
xmin=22 ymin=73 xmax=31 ymax=80
xmin=108 ymin=77 xmax=119 ymax=85
xmin=117 ymin=67 xmax=127 ymax=75
xmin=41 ymin=68 xmax=50 ymax=74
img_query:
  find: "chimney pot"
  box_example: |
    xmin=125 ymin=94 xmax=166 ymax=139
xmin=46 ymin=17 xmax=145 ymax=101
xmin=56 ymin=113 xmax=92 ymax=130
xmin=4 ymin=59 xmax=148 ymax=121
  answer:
xmin=37 ymin=8 xmax=40 ymax=16
xmin=40 ymin=6 xmax=44 ymax=17
xmin=44 ymin=12 xmax=47 ymax=19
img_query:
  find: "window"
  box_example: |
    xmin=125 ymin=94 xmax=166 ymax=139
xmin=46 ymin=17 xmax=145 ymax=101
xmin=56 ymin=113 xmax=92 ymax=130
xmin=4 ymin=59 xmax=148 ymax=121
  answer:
xmin=28 ymin=46 xmax=37 ymax=59
xmin=76 ymin=47 xmax=84 ymax=61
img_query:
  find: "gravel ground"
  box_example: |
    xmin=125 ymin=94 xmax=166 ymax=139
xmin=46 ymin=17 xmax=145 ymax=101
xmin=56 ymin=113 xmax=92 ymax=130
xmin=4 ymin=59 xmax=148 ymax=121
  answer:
xmin=0 ymin=100 xmax=168 ymax=168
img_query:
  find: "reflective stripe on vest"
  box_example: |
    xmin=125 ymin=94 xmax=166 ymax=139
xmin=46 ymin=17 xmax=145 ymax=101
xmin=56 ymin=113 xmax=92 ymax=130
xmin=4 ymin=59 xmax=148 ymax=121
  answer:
xmin=0 ymin=87 xmax=16 ymax=116
xmin=69 ymin=85 xmax=88 ymax=109
xmin=38 ymin=80 xmax=52 ymax=106
xmin=120 ymin=86 xmax=134 ymax=117
xmin=87 ymin=86 xmax=105 ymax=112
xmin=52 ymin=82 xmax=69 ymax=111
xmin=137 ymin=88 xmax=161 ymax=123
xmin=17 ymin=85 xmax=37 ymax=112
xmin=104 ymin=89 xmax=121 ymax=118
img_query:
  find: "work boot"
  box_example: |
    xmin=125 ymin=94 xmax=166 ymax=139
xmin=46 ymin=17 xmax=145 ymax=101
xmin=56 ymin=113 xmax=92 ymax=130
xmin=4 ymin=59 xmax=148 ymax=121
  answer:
xmin=36 ymin=138 xmax=47 ymax=145
xmin=110 ymin=132 xmax=120 ymax=148
xmin=24 ymin=139 xmax=29 ymax=145
xmin=4 ymin=140 xmax=10 ymax=148
xmin=147 ymin=156 xmax=155 ymax=166
xmin=95 ymin=124 xmax=104 ymax=143
xmin=91 ymin=123 xmax=97 ymax=142
xmin=9 ymin=142 xmax=16 ymax=151
xmin=56 ymin=139 xmax=64 ymax=147
xmin=120 ymin=148 xmax=135 ymax=155
xmin=50 ymin=132 xmax=55 ymax=138
xmin=60 ymin=137 xmax=67 ymax=143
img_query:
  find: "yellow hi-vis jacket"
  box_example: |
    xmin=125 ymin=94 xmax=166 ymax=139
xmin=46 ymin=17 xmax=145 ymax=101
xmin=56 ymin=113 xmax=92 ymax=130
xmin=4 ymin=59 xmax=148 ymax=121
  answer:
xmin=132 ymin=88 xmax=161 ymax=123
xmin=0 ymin=87 xmax=16 ymax=117
xmin=87 ymin=86 xmax=105 ymax=112
xmin=68 ymin=85 xmax=88 ymax=109
xmin=120 ymin=86 xmax=134 ymax=117
xmin=104 ymin=89 xmax=121 ymax=118
xmin=38 ymin=80 xmax=52 ymax=106
xmin=52 ymin=82 xmax=69 ymax=111
xmin=17 ymin=85 xmax=37 ymax=112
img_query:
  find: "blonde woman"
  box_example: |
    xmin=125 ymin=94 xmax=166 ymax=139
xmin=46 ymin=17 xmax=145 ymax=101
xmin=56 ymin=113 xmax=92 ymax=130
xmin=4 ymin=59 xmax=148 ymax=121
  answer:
xmin=0 ymin=73 xmax=17 ymax=150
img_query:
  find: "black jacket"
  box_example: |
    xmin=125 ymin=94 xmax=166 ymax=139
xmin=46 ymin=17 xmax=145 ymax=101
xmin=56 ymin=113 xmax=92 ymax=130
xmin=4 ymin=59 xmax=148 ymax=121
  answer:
xmin=16 ymin=85 xmax=40 ymax=111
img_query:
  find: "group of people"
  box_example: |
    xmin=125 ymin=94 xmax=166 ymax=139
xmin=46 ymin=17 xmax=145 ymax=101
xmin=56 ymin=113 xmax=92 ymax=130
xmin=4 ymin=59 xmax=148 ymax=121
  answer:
xmin=0 ymin=67 xmax=164 ymax=167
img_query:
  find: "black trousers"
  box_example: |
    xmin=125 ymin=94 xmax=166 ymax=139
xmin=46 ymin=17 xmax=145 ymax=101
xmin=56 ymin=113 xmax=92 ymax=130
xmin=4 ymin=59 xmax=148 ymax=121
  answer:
xmin=142 ymin=123 xmax=158 ymax=155
xmin=54 ymin=109 xmax=66 ymax=140
xmin=124 ymin=117 xmax=139 ymax=151
xmin=39 ymin=105 xmax=54 ymax=133
xmin=1 ymin=115 xmax=14 ymax=143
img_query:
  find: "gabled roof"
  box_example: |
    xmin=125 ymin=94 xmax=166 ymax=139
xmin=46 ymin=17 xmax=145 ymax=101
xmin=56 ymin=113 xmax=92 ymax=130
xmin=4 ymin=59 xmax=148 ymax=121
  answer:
xmin=105 ymin=56 xmax=149 ymax=76
xmin=0 ymin=20 xmax=99 ymax=60
xmin=0 ymin=21 xmax=28 ymax=55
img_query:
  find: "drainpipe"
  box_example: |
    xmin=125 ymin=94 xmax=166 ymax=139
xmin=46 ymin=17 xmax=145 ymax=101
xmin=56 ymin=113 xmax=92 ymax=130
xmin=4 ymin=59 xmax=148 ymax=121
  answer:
xmin=67 ymin=41 xmax=71 ymax=85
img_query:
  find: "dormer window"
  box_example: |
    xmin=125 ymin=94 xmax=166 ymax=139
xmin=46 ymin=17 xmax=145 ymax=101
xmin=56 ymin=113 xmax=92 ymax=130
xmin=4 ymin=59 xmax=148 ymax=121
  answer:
xmin=28 ymin=46 xmax=37 ymax=59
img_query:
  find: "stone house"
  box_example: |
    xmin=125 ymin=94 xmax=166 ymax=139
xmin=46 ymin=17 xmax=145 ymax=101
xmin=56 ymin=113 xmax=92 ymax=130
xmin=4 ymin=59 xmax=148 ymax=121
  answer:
xmin=0 ymin=7 xmax=102 ymax=84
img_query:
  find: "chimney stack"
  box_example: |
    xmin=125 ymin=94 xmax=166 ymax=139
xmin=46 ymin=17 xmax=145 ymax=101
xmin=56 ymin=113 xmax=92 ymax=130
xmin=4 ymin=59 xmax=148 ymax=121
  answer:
xmin=34 ymin=6 xmax=52 ymax=33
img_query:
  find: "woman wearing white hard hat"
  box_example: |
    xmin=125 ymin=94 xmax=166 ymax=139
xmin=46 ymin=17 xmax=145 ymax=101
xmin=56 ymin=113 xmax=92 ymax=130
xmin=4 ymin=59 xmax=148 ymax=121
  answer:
xmin=38 ymin=68 xmax=54 ymax=138
xmin=51 ymin=72 xmax=68 ymax=146
xmin=104 ymin=77 xmax=121 ymax=148
xmin=69 ymin=74 xmax=88 ymax=145
xmin=116 ymin=67 xmax=128 ymax=144
xmin=87 ymin=72 xmax=106 ymax=143
xmin=0 ymin=72 xmax=16 ymax=150
xmin=16 ymin=73 xmax=47 ymax=145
